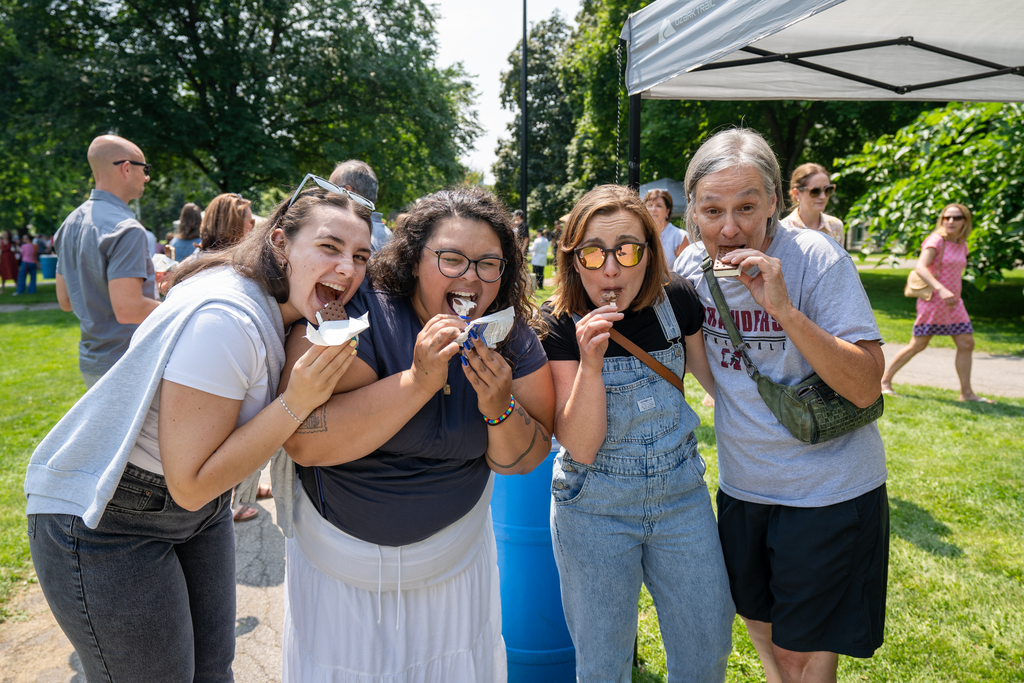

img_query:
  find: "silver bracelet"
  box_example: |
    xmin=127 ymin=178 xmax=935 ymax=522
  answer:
xmin=278 ymin=395 xmax=302 ymax=424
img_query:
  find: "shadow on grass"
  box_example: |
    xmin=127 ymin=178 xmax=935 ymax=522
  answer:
xmin=889 ymin=497 xmax=963 ymax=558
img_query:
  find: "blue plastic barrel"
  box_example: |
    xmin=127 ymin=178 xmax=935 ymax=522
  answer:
xmin=39 ymin=254 xmax=57 ymax=279
xmin=491 ymin=438 xmax=575 ymax=682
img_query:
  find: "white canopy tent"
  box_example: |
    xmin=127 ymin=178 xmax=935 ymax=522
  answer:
xmin=618 ymin=0 xmax=1024 ymax=185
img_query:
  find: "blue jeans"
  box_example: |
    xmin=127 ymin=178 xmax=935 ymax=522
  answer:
xmin=16 ymin=260 xmax=36 ymax=293
xmin=551 ymin=325 xmax=734 ymax=683
xmin=28 ymin=463 xmax=236 ymax=682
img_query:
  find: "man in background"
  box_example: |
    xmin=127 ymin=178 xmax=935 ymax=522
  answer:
xmin=329 ymin=159 xmax=391 ymax=252
xmin=529 ymin=229 xmax=550 ymax=289
xmin=55 ymin=134 xmax=159 ymax=387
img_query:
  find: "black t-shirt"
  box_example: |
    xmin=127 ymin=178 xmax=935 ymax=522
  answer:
xmin=541 ymin=273 xmax=704 ymax=362
xmin=302 ymin=282 xmax=548 ymax=547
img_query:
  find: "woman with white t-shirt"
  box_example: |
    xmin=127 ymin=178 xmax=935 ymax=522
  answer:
xmin=25 ymin=178 xmax=375 ymax=683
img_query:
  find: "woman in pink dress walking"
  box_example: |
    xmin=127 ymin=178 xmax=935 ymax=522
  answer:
xmin=881 ymin=203 xmax=993 ymax=403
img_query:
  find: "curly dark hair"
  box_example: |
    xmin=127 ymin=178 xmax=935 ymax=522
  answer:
xmin=369 ymin=186 xmax=543 ymax=341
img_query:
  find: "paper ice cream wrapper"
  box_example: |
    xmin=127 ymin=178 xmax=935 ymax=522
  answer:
xmin=455 ymin=306 xmax=514 ymax=349
xmin=305 ymin=311 xmax=370 ymax=346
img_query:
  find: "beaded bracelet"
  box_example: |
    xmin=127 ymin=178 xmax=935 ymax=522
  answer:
xmin=484 ymin=395 xmax=516 ymax=425
xmin=278 ymin=395 xmax=303 ymax=424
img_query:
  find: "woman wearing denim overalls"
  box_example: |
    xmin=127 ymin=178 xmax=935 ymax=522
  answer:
xmin=541 ymin=185 xmax=735 ymax=682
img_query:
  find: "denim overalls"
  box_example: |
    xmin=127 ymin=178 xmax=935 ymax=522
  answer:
xmin=551 ymin=296 xmax=735 ymax=683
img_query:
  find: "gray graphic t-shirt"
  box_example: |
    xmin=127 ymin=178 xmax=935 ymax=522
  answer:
xmin=675 ymin=225 xmax=887 ymax=507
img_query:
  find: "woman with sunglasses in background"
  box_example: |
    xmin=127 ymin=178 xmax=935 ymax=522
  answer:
xmin=780 ymin=163 xmax=845 ymax=245
xmin=26 ymin=184 xmax=372 ymax=682
xmin=278 ymin=186 xmax=554 ymax=682
xmin=881 ymin=203 xmax=992 ymax=402
xmin=541 ymin=185 xmax=733 ymax=682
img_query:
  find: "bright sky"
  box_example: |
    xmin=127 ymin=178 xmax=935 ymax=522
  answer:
xmin=432 ymin=0 xmax=582 ymax=184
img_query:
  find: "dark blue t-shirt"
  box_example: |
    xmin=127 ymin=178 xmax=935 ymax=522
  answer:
xmin=301 ymin=283 xmax=547 ymax=546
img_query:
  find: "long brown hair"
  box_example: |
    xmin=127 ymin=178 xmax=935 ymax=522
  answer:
xmin=369 ymin=186 xmax=542 ymax=339
xmin=175 ymin=203 xmax=202 ymax=241
xmin=199 ymin=194 xmax=252 ymax=252
xmin=551 ymin=185 xmax=667 ymax=318
xmin=167 ymin=189 xmax=371 ymax=303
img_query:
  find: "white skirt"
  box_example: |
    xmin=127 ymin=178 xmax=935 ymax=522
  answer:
xmin=283 ymin=474 xmax=506 ymax=683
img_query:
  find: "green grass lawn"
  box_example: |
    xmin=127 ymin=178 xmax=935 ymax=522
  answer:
xmin=630 ymin=378 xmax=1024 ymax=682
xmin=1 ymin=266 xmax=1022 ymax=682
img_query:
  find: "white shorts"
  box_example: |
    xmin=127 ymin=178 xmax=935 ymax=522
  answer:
xmin=283 ymin=475 xmax=506 ymax=682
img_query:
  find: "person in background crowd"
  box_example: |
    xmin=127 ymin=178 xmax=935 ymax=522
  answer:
xmin=15 ymin=234 xmax=38 ymax=295
xmin=513 ymin=209 xmax=529 ymax=251
xmin=33 ymin=233 xmax=51 ymax=257
xmin=198 ymin=194 xmax=255 ymax=254
xmin=54 ymin=135 xmax=159 ymax=386
xmin=644 ymin=189 xmax=689 ymax=268
xmin=675 ymin=129 xmax=887 ymax=683
xmin=529 ymin=229 xmax=551 ymax=289
xmin=278 ymin=186 xmax=554 ymax=682
xmin=543 ymin=184 xmax=733 ymax=682
xmin=880 ymin=203 xmax=992 ymax=403
xmin=26 ymin=183 xmax=369 ymax=683
xmin=330 ymin=159 xmax=392 ymax=252
xmin=171 ymin=202 xmax=204 ymax=262
xmin=0 ymin=230 xmax=18 ymax=294
xmin=780 ymin=163 xmax=844 ymax=245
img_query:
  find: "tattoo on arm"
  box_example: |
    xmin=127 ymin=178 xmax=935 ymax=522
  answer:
xmin=486 ymin=419 xmax=548 ymax=470
xmin=515 ymin=404 xmax=531 ymax=426
xmin=296 ymin=404 xmax=328 ymax=434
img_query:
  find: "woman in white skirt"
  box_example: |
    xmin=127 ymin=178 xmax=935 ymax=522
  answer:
xmin=280 ymin=186 xmax=555 ymax=682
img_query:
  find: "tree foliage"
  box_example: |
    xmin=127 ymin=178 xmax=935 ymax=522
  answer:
xmin=492 ymin=10 xmax=575 ymax=229
xmin=836 ymin=103 xmax=1024 ymax=287
xmin=1 ymin=0 xmax=480 ymax=231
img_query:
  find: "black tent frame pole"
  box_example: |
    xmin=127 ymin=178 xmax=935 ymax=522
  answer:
xmin=520 ymin=0 xmax=528 ymax=217
xmin=628 ymin=94 xmax=641 ymax=191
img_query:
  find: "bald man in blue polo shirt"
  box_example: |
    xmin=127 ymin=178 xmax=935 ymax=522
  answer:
xmin=55 ymin=135 xmax=160 ymax=387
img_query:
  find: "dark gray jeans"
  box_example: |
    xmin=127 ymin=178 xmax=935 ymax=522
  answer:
xmin=28 ymin=463 xmax=236 ymax=682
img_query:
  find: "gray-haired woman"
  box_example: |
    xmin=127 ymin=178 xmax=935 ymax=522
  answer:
xmin=673 ymin=128 xmax=888 ymax=683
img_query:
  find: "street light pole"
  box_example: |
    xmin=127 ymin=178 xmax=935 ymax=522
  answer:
xmin=520 ymin=0 xmax=528 ymax=219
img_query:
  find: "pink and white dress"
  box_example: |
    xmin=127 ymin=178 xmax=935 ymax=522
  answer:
xmin=913 ymin=232 xmax=973 ymax=337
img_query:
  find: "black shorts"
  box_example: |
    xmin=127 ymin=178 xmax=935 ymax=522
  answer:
xmin=717 ymin=484 xmax=889 ymax=658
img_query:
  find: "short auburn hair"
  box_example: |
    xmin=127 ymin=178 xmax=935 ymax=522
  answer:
xmin=551 ymin=184 xmax=667 ymax=318
xmin=642 ymin=188 xmax=673 ymax=215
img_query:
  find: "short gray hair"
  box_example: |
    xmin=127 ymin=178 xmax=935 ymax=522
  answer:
xmin=683 ymin=128 xmax=785 ymax=246
xmin=329 ymin=159 xmax=379 ymax=204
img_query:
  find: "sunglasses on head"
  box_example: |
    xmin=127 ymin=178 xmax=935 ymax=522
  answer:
xmin=574 ymin=243 xmax=647 ymax=270
xmin=286 ymin=174 xmax=375 ymax=212
xmin=799 ymin=184 xmax=836 ymax=198
xmin=113 ymin=160 xmax=152 ymax=176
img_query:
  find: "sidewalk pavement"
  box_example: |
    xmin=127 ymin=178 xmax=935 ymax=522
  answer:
xmin=0 ymin=348 xmax=1019 ymax=682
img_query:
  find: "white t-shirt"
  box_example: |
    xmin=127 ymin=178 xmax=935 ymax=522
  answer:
xmin=530 ymin=236 xmax=550 ymax=267
xmin=127 ymin=303 xmax=271 ymax=474
xmin=659 ymin=224 xmax=685 ymax=268
xmin=674 ymin=225 xmax=887 ymax=508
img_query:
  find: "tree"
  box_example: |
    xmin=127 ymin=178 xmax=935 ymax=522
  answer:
xmin=492 ymin=10 xmax=575 ymax=229
xmin=2 ymin=0 xmax=480 ymax=225
xmin=836 ymin=102 xmax=1024 ymax=287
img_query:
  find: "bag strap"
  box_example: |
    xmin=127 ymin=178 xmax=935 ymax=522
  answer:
xmin=608 ymin=328 xmax=686 ymax=395
xmin=700 ymin=256 xmax=762 ymax=382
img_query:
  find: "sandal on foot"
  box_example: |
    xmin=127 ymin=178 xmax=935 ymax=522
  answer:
xmin=233 ymin=505 xmax=259 ymax=522
xmin=881 ymin=389 xmax=899 ymax=397
xmin=256 ymin=483 xmax=273 ymax=500
xmin=960 ymin=396 xmax=995 ymax=404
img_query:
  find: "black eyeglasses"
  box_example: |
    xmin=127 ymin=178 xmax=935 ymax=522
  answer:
xmin=113 ymin=160 xmax=152 ymax=175
xmin=799 ymin=184 xmax=836 ymax=198
xmin=426 ymin=247 xmax=506 ymax=283
xmin=574 ymin=243 xmax=647 ymax=270
xmin=287 ymin=173 xmax=375 ymax=212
